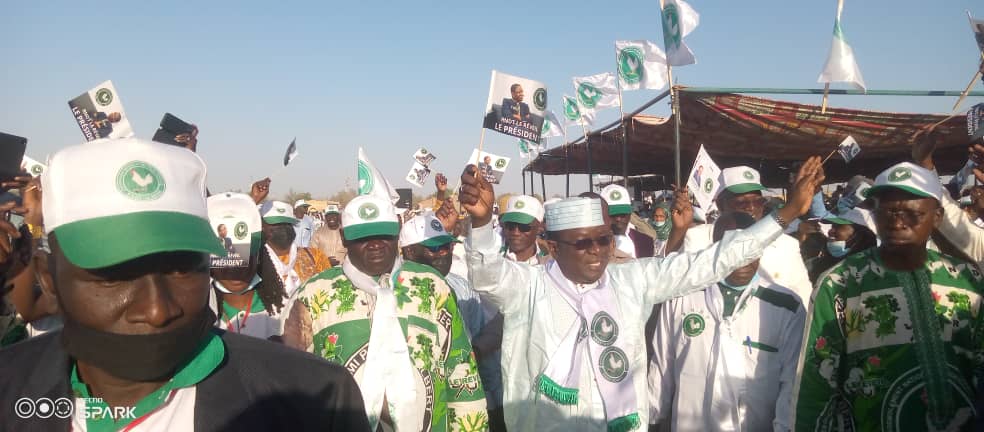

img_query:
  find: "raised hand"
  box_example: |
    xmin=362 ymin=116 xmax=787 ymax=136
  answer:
xmin=435 ymin=197 xmax=459 ymax=234
xmin=250 ymin=177 xmax=271 ymax=204
xmin=459 ymin=165 xmax=495 ymax=228
xmin=669 ymin=184 xmax=693 ymax=230
xmin=435 ymin=173 xmax=448 ymax=197
xmin=778 ymin=156 xmax=826 ymax=223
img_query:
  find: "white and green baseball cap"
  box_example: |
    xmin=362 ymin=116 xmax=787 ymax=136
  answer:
xmin=501 ymin=195 xmax=544 ymax=225
xmin=601 ymin=184 xmax=632 ymax=215
xmin=823 ymin=208 xmax=876 ymax=233
xmin=324 ymin=204 xmax=341 ymax=215
xmin=342 ymin=195 xmax=400 ymax=241
xmin=398 ymin=212 xmax=457 ymax=248
xmin=207 ymin=192 xmax=263 ymax=267
xmin=719 ymin=166 xmax=766 ymax=195
xmin=865 ymin=162 xmax=943 ymax=202
xmin=42 ymin=137 xmax=225 ymax=269
xmin=259 ymin=201 xmax=298 ymax=225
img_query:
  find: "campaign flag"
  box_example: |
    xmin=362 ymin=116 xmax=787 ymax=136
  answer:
xmin=837 ymin=136 xmax=862 ymax=162
xmin=413 ymin=148 xmax=436 ymax=166
xmin=817 ymin=1 xmax=866 ymax=91
xmin=660 ymin=0 xmax=699 ymax=66
xmin=518 ymin=139 xmax=543 ymax=159
xmin=358 ymin=147 xmax=400 ymax=204
xmin=686 ymin=144 xmax=721 ymax=211
xmin=970 ymin=14 xmax=984 ymax=54
xmin=283 ymin=138 xmax=298 ymax=166
xmin=562 ymin=94 xmax=595 ymax=126
xmin=405 ymin=161 xmax=432 ymax=188
xmin=541 ymin=110 xmax=564 ymax=138
xmin=968 ymin=103 xmax=984 ymax=141
xmin=21 ymin=156 xmax=46 ymax=177
xmin=468 ymin=149 xmax=510 ymax=184
xmin=483 ymin=70 xmax=549 ymax=143
xmin=615 ymin=40 xmax=668 ymax=90
xmin=572 ymin=73 xmax=619 ymax=111
xmin=67 ymin=80 xmax=134 ymax=142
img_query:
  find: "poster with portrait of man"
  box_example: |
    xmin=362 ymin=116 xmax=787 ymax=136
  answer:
xmin=67 ymin=80 xmax=134 ymax=142
xmin=686 ymin=144 xmax=722 ymax=211
xmin=206 ymin=194 xmax=261 ymax=269
xmin=468 ymin=149 xmax=510 ymax=185
xmin=406 ymin=161 xmax=432 ymax=188
xmin=482 ymin=70 xmax=548 ymax=143
xmin=414 ymin=148 xmax=437 ymax=166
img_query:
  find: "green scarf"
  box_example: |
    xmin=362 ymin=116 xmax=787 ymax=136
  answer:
xmin=649 ymin=204 xmax=672 ymax=241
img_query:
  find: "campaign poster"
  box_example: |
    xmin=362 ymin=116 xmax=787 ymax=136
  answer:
xmin=406 ymin=161 xmax=432 ymax=188
xmin=414 ymin=148 xmax=437 ymax=166
xmin=837 ymin=136 xmax=862 ymax=163
xmin=206 ymin=194 xmax=260 ymax=269
xmin=482 ymin=70 xmax=548 ymax=143
xmin=970 ymin=15 xmax=984 ymax=54
xmin=969 ymin=103 xmax=984 ymax=141
xmin=67 ymin=80 xmax=134 ymax=142
xmin=468 ymin=149 xmax=510 ymax=185
xmin=686 ymin=144 xmax=722 ymax=211
xmin=21 ymin=156 xmax=46 ymax=177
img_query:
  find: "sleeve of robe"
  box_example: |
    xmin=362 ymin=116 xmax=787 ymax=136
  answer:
xmin=465 ymin=222 xmax=534 ymax=316
xmin=648 ymin=297 xmax=678 ymax=426
xmin=937 ymin=193 xmax=984 ymax=264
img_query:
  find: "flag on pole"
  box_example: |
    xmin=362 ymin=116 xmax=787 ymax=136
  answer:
xmin=562 ymin=94 xmax=595 ymax=126
xmin=282 ymin=138 xmax=298 ymax=166
xmin=358 ymin=147 xmax=400 ymax=204
xmin=518 ymin=139 xmax=542 ymax=159
xmin=615 ymin=40 xmax=669 ymax=91
xmin=572 ymin=73 xmax=619 ymax=111
xmin=686 ymin=144 xmax=721 ymax=211
xmin=817 ymin=0 xmax=866 ymax=91
xmin=660 ymin=0 xmax=699 ymax=66
xmin=836 ymin=136 xmax=862 ymax=162
xmin=542 ymin=110 xmax=564 ymax=138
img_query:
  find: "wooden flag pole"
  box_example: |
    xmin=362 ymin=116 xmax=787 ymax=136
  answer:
xmin=659 ymin=0 xmax=682 ymax=187
xmin=580 ymin=119 xmax=593 ymax=191
xmin=821 ymin=146 xmax=839 ymax=164
xmin=614 ymin=45 xmax=630 ymax=188
xmin=563 ymin=123 xmax=571 ymax=197
xmin=821 ymin=83 xmax=831 ymax=114
xmin=954 ymin=70 xmax=983 ymax=111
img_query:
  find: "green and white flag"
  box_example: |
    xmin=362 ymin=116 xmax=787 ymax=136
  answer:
xmin=817 ymin=0 xmax=866 ymax=91
xmin=358 ymin=147 xmax=400 ymax=204
xmin=518 ymin=139 xmax=542 ymax=159
xmin=572 ymin=73 xmax=619 ymax=112
xmin=615 ymin=40 xmax=668 ymax=91
xmin=542 ymin=110 xmax=564 ymax=138
xmin=660 ymin=0 xmax=699 ymax=66
xmin=562 ymin=94 xmax=595 ymax=126
xmin=21 ymin=155 xmax=46 ymax=177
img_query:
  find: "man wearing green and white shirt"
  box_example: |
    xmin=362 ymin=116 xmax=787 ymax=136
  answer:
xmin=0 ymin=138 xmax=369 ymax=432
xmin=792 ymin=162 xmax=984 ymax=431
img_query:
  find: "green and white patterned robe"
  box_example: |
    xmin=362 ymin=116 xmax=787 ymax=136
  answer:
xmin=289 ymin=261 xmax=488 ymax=432
xmin=792 ymin=249 xmax=984 ymax=432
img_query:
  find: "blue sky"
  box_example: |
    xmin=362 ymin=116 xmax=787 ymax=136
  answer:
xmin=2 ymin=0 xmax=982 ymax=198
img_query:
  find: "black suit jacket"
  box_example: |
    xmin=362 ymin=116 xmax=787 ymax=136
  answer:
xmin=0 ymin=331 xmax=371 ymax=431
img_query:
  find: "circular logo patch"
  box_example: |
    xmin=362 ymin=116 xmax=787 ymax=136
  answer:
xmin=743 ymin=170 xmax=755 ymax=180
xmin=515 ymin=200 xmax=526 ymax=209
xmin=233 ymin=221 xmax=248 ymax=240
xmin=115 ymin=161 xmax=166 ymax=201
xmin=683 ymin=313 xmax=705 ymax=337
xmin=564 ymin=97 xmax=581 ymax=121
xmin=430 ymin=219 xmax=444 ymax=232
xmin=533 ymin=88 xmax=547 ymax=111
xmin=30 ymin=164 xmax=43 ymax=176
xmin=577 ymin=82 xmax=602 ymax=109
xmin=610 ymin=190 xmax=622 ymax=201
xmin=95 ymin=88 xmax=114 ymax=106
xmin=887 ymin=167 xmax=912 ymax=183
xmin=661 ymin=4 xmax=682 ymax=50
xmin=495 ymin=158 xmax=506 ymax=169
xmin=598 ymin=347 xmax=629 ymax=383
xmin=420 ymin=148 xmax=428 ymax=155
xmin=357 ymin=161 xmax=373 ymax=194
xmin=703 ymin=178 xmax=714 ymax=193
xmin=358 ymin=203 xmax=380 ymax=220
xmin=618 ymin=47 xmax=644 ymax=85
xmin=590 ymin=312 xmax=619 ymax=346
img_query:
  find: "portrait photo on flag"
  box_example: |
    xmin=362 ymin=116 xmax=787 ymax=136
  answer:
xmin=468 ymin=149 xmax=510 ymax=185
xmin=837 ymin=136 xmax=861 ymax=162
xmin=405 ymin=161 xmax=432 ymax=188
xmin=68 ymin=80 xmax=134 ymax=142
xmin=686 ymin=144 xmax=721 ymax=211
xmin=483 ymin=70 xmax=548 ymax=143
xmin=413 ymin=148 xmax=437 ymax=166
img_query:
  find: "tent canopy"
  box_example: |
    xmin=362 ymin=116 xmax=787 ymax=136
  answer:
xmin=526 ymin=91 xmax=974 ymax=187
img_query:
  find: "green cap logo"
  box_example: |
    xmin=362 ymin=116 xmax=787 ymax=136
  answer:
xmin=358 ymin=203 xmax=379 ymax=220
xmin=357 ymin=161 xmax=373 ymax=195
xmin=277 ymin=208 xmax=286 ymax=214
xmin=95 ymin=88 xmax=114 ymax=106
xmin=533 ymin=88 xmax=547 ymax=111
xmin=430 ymin=219 xmax=444 ymax=232
xmin=618 ymin=46 xmax=644 ymax=85
xmin=590 ymin=312 xmax=619 ymax=347
xmin=703 ymin=178 xmax=714 ymax=193
xmin=743 ymin=170 xmax=755 ymax=180
xmin=661 ymin=4 xmax=682 ymax=51
xmin=888 ymin=167 xmax=912 ymax=183
xmin=495 ymin=158 xmax=506 ymax=169
xmin=116 ymin=161 xmax=165 ymax=201
xmin=683 ymin=313 xmax=705 ymax=337
xmin=610 ymin=190 xmax=622 ymax=201
xmin=577 ymin=82 xmax=602 ymax=109
xmin=563 ymin=96 xmax=581 ymax=121
xmin=30 ymin=164 xmax=43 ymax=176
xmin=598 ymin=347 xmax=628 ymax=383
xmin=514 ymin=200 xmax=526 ymax=209
xmin=234 ymin=221 xmax=248 ymax=240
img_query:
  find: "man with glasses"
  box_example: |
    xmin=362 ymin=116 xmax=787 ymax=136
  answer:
xmin=678 ymin=166 xmax=813 ymax=302
xmin=460 ymin=158 xmax=825 ymax=431
xmin=792 ymin=162 xmax=984 ymax=432
xmin=283 ymin=195 xmax=487 ymax=431
xmin=500 ymin=195 xmax=549 ymax=265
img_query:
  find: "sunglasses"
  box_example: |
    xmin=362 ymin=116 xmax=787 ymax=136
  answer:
xmin=503 ymin=222 xmax=534 ymax=233
xmin=553 ymin=235 xmax=613 ymax=250
xmin=422 ymin=243 xmax=452 ymax=254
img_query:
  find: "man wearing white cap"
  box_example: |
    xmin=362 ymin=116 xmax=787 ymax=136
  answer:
xmin=500 ymin=195 xmax=549 ymax=265
xmin=678 ymin=166 xmax=813 ymax=302
xmin=283 ymin=194 xmax=488 ymax=431
xmin=259 ymin=201 xmax=332 ymax=297
xmin=602 ymin=184 xmax=654 ymax=259
xmin=0 ymin=138 xmax=369 ymax=431
xmin=293 ymin=199 xmax=315 ymax=247
xmin=459 ymin=158 xmax=824 ymax=431
xmin=793 ymin=162 xmax=984 ymax=432
xmin=311 ymin=204 xmax=347 ymax=266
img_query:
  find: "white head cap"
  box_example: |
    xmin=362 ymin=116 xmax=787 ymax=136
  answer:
xmin=544 ymin=197 xmax=605 ymax=232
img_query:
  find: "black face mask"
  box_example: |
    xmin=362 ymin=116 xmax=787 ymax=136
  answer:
xmin=266 ymin=225 xmax=296 ymax=250
xmin=61 ymin=308 xmax=216 ymax=382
